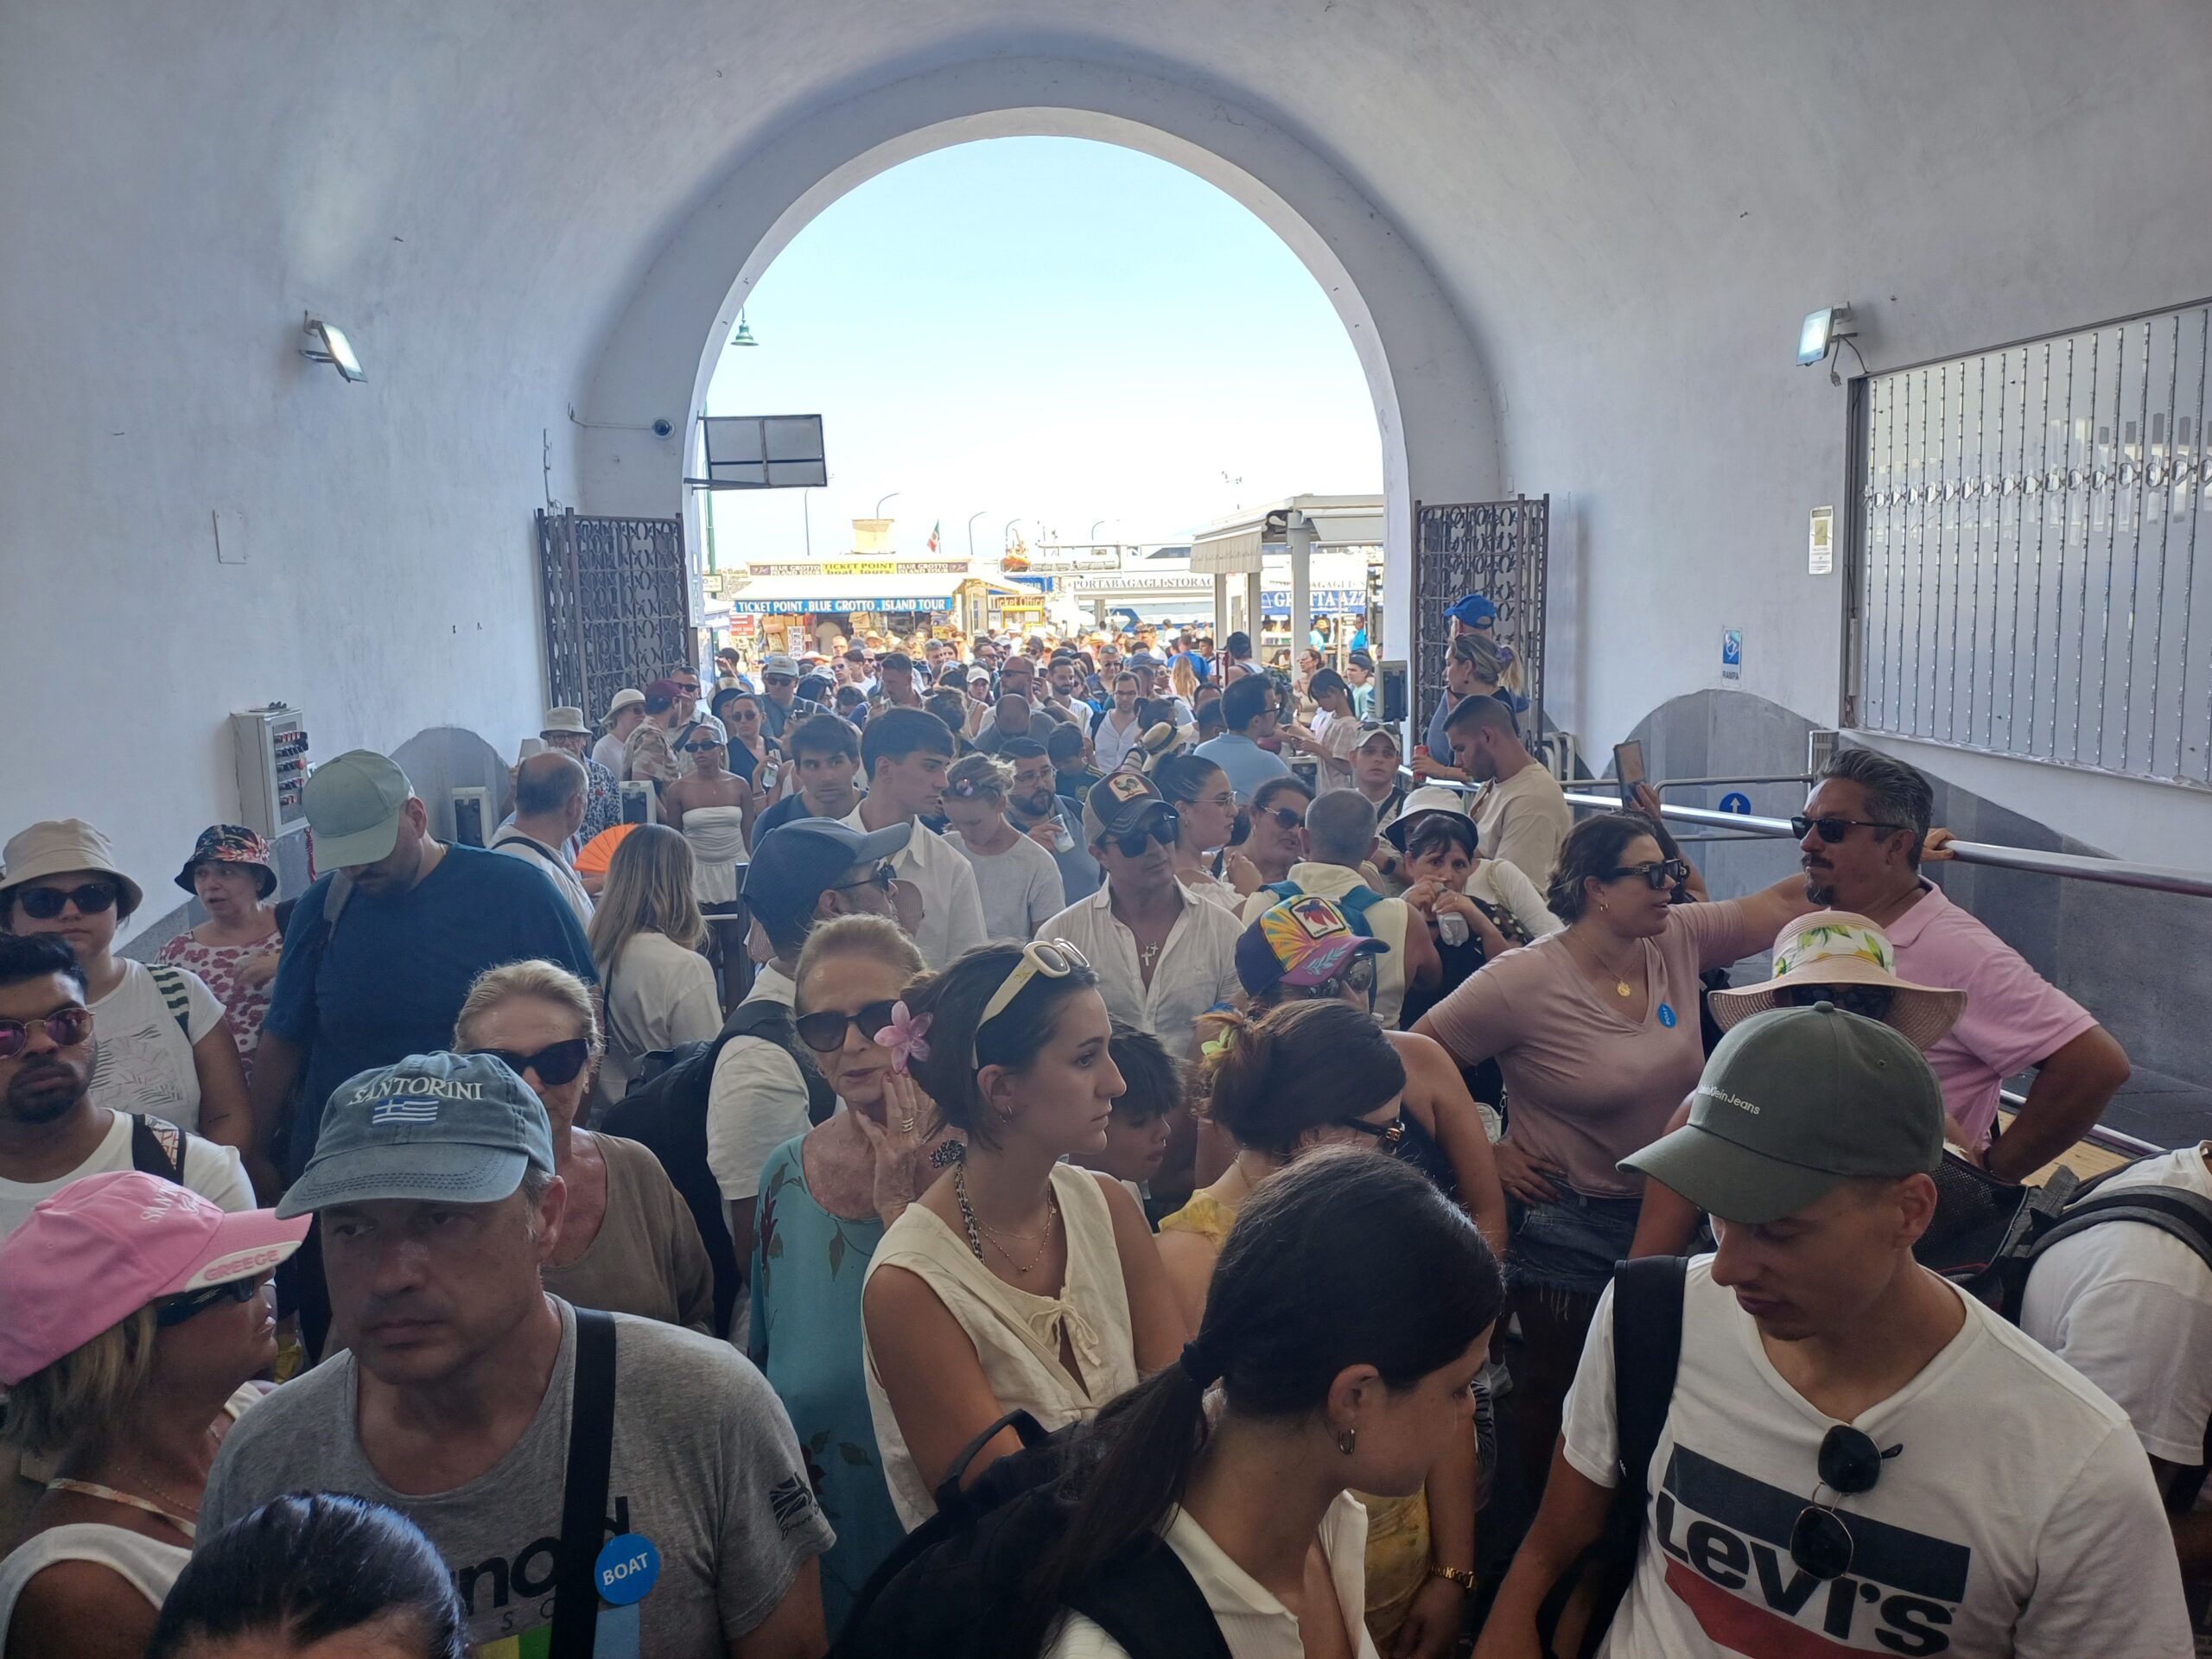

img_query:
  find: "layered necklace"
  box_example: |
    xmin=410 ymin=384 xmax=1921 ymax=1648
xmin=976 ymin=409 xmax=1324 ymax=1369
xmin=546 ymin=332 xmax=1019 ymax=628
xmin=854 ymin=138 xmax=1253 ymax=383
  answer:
xmin=954 ymin=1162 xmax=1059 ymax=1277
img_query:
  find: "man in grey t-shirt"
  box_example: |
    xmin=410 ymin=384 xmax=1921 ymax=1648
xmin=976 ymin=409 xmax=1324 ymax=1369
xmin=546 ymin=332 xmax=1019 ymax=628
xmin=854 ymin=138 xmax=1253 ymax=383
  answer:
xmin=200 ymin=1051 xmax=832 ymax=1657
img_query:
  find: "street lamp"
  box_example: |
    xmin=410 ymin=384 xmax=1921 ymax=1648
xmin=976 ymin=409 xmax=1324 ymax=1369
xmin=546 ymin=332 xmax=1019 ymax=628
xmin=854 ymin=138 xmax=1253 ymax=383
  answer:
xmin=874 ymin=491 xmax=902 ymax=518
xmin=967 ymin=510 xmax=987 ymax=561
xmin=1003 ymin=517 xmax=1024 ymax=550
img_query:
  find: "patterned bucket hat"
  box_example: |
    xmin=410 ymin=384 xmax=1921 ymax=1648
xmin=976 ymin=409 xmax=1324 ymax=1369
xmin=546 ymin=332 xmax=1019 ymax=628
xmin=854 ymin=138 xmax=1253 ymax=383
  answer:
xmin=175 ymin=824 xmax=276 ymax=899
xmin=1708 ymin=910 xmax=1964 ymax=1051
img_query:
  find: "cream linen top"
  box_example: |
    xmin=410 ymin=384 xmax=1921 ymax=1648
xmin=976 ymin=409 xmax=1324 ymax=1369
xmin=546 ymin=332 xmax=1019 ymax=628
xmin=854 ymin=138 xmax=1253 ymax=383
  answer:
xmin=1043 ymin=1490 xmax=1379 ymax=1659
xmin=863 ymin=1161 xmax=1137 ymax=1529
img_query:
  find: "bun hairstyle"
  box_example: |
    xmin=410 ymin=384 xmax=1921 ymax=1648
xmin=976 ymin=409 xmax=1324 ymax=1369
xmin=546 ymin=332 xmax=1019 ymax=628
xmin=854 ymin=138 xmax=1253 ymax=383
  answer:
xmin=902 ymin=943 xmax=1102 ymax=1152
xmin=1153 ymin=753 xmax=1224 ymax=805
xmin=945 ymin=752 xmax=1012 ymax=804
xmin=1193 ymin=1001 xmax=1405 ymax=1159
xmin=1547 ymin=810 xmax=1660 ymax=921
xmin=1010 ymin=1149 xmax=1503 ymax=1656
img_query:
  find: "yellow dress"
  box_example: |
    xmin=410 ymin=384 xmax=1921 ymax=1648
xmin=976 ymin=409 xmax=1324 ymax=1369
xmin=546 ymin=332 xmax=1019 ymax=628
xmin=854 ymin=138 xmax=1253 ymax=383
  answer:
xmin=1157 ymin=1192 xmax=1434 ymax=1646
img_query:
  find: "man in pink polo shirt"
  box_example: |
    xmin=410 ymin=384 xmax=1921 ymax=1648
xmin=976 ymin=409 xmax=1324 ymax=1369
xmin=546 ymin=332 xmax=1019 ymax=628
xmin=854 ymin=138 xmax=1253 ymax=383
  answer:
xmin=1793 ymin=747 xmax=2130 ymax=1181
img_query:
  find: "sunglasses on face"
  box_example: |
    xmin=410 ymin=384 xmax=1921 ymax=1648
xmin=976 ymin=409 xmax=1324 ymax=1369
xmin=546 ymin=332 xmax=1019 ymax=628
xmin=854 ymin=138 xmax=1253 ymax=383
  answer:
xmin=477 ymin=1037 xmax=593 ymax=1088
xmin=795 ymin=999 xmax=901 ymax=1054
xmin=16 ymin=882 xmax=120 ymax=920
xmin=1255 ymin=806 xmax=1306 ymax=834
xmin=831 ymin=861 xmax=899 ymax=895
xmin=1792 ymin=815 xmax=1909 ymax=844
xmin=0 ymin=1006 xmax=92 ymax=1059
xmin=1606 ymin=858 xmax=1691 ymax=889
xmin=1108 ymin=814 xmax=1179 ymax=859
xmin=1181 ymin=791 xmax=1236 ymax=810
xmin=156 ymin=1274 xmax=265 ymax=1327
xmin=681 ymin=739 xmax=725 ymax=753
xmin=1338 ymin=1112 xmax=1404 ymax=1147
xmin=1791 ymin=1425 xmax=1897 ymax=1580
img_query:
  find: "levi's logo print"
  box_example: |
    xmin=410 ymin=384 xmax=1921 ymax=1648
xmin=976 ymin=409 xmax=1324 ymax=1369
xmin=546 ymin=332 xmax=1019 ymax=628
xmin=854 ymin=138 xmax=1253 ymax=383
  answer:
xmin=1655 ymin=1446 xmax=1968 ymax=1655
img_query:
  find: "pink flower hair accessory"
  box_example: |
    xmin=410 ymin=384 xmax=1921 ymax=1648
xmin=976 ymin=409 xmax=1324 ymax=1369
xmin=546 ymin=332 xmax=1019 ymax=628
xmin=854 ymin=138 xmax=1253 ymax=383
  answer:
xmin=874 ymin=1001 xmax=932 ymax=1074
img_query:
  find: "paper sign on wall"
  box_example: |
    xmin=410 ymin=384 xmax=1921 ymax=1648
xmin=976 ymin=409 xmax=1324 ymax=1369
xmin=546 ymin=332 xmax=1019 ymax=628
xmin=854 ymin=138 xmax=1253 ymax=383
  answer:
xmin=1808 ymin=506 xmax=1834 ymax=575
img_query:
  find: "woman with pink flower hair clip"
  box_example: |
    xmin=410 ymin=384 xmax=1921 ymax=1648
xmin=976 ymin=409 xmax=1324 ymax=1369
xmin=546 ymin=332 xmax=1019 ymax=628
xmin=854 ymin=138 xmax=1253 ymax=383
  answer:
xmin=747 ymin=913 xmax=949 ymax=1635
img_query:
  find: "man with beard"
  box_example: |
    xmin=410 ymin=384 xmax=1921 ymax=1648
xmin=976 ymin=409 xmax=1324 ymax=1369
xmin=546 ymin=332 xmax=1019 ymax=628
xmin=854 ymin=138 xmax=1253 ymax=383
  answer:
xmin=0 ymin=935 xmax=254 ymax=1235
xmin=999 ymin=737 xmax=1098 ymax=902
xmin=1792 ymin=747 xmax=2128 ymax=1180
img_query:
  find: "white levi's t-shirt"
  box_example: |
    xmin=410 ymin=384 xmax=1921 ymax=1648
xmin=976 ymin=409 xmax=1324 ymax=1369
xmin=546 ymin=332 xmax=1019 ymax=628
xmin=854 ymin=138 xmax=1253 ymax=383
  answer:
xmin=1562 ymin=1256 xmax=2191 ymax=1658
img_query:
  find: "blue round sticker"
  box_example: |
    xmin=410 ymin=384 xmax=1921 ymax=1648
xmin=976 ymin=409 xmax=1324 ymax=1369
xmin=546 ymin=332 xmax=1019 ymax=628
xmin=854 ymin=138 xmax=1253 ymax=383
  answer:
xmin=594 ymin=1534 xmax=660 ymax=1606
xmin=1656 ymin=1002 xmax=1678 ymax=1027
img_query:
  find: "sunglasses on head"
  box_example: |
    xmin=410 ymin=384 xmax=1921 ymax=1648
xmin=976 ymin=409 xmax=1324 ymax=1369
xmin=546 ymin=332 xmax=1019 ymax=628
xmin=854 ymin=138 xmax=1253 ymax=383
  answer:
xmin=1606 ymin=858 xmax=1691 ymax=889
xmin=1792 ymin=815 xmax=1909 ymax=844
xmin=16 ymin=882 xmax=120 ymax=921
xmin=1791 ymin=1425 xmax=1899 ymax=1580
xmin=973 ymin=939 xmax=1089 ymax=1065
xmin=156 ymin=1274 xmax=265 ymax=1327
xmin=0 ymin=1006 xmax=92 ymax=1060
xmin=795 ymin=999 xmax=902 ymax=1054
xmin=477 ymin=1037 xmax=593 ymax=1088
xmin=1107 ymin=812 xmax=1179 ymax=859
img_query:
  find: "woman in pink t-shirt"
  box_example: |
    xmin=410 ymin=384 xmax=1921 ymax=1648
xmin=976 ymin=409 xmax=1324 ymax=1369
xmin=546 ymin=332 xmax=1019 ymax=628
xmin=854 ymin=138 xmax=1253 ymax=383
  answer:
xmin=1413 ymin=811 xmax=1808 ymax=1501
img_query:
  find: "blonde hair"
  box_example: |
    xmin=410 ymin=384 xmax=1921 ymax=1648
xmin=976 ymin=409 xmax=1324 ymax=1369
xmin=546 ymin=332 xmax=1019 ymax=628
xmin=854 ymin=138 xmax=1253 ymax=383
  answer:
xmin=1 ymin=1306 xmax=161 ymax=1456
xmin=586 ymin=823 xmax=705 ymax=978
xmin=795 ymin=913 xmax=925 ymax=1005
xmin=1170 ymin=658 xmax=1199 ymax=702
xmin=454 ymin=959 xmax=602 ymax=1058
xmin=944 ymin=753 xmax=1012 ymax=805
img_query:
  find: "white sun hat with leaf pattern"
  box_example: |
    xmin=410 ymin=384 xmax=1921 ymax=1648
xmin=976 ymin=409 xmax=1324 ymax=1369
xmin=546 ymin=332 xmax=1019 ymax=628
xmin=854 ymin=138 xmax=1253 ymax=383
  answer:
xmin=1709 ymin=910 xmax=1966 ymax=1051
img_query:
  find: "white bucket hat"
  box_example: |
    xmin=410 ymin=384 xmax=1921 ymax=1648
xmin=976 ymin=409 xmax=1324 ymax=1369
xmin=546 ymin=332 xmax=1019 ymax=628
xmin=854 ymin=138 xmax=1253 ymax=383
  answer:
xmin=1709 ymin=910 xmax=1966 ymax=1051
xmin=539 ymin=706 xmax=590 ymax=737
xmin=0 ymin=819 xmax=144 ymax=914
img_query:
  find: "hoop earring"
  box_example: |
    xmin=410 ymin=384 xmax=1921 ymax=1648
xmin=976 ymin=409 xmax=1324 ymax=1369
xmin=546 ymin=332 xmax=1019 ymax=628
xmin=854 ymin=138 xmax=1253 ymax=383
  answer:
xmin=1337 ymin=1428 xmax=1357 ymax=1456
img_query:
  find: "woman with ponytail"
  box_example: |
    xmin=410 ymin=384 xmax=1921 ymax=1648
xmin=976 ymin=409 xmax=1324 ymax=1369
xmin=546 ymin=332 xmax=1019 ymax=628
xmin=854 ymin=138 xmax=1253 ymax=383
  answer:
xmin=861 ymin=941 xmax=1185 ymax=1529
xmin=1023 ymin=1149 xmax=1503 ymax=1659
xmin=1154 ymin=1001 xmax=1485 ymax=1658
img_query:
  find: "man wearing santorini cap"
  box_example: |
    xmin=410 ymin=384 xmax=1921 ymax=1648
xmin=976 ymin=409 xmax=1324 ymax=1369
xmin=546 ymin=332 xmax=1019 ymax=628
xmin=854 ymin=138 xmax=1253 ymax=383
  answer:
xmin=203 ymin=1052 xmax=834 ymax=1658
xmin=1480 ymin=1003 xmax=2191 ymax=1658
xmin=250 ymin=751 xmax=594 ymax=1208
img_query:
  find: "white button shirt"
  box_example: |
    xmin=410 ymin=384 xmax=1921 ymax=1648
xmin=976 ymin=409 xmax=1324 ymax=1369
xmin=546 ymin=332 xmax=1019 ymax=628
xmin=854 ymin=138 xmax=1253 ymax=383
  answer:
xmin=842 ymin=807 xmax=987 ymax=969
xmin=1037 ymin=882 xmax=1242 ymax=1056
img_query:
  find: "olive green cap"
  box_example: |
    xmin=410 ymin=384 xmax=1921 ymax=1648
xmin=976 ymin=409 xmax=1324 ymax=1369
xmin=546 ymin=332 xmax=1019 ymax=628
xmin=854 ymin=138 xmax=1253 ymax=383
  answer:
xmin=1621 ymin=1001 xmax=1944 ymax=1225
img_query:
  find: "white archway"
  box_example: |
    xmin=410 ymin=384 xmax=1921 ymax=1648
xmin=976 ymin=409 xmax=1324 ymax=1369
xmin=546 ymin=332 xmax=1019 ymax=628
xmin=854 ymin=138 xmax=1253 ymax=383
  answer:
xmin=574 ymin=54 xmax=1503 ymax=669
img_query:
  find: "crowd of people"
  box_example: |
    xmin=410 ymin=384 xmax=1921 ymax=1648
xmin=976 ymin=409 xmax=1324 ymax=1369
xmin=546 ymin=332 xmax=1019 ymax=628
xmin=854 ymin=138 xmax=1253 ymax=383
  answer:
xmin=0 ymin=605 xmax=2203 ymax=1658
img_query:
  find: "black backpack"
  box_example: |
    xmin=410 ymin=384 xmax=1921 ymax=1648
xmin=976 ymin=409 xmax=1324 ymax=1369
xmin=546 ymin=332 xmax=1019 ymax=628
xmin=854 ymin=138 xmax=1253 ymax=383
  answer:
xmin=600 ymin=997 xmax=834 ymax=1338
xmin=1915 ymin=1152 xmax=2212 ymax=1317
xmin=833 ymin=1411 xmax=1229 ymax=1659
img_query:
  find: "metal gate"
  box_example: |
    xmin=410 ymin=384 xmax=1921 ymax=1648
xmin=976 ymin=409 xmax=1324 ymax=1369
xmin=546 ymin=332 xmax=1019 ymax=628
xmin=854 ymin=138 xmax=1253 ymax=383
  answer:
xmin=1412 ymin=495 xmax=1548 ymax=754
xmin=1847 ymin=301 xmax=2211 ymax=788
xmin=536 ymin=510 xmax=694 ymax=720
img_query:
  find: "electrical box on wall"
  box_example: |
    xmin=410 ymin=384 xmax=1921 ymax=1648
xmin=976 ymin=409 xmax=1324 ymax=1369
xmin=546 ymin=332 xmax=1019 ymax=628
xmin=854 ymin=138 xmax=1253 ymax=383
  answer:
xmin=230 ymin=706 xmax=311 ymax=840
xmin=450 ymin=788 xmax=493 ymax=849
xmin=1377 ymin=660 xmax=1409 ymax=726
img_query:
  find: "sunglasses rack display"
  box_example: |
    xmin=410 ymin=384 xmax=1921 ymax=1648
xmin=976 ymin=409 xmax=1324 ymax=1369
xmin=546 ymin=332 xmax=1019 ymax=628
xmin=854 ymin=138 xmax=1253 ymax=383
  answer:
xmin=230 ymin=705 xmax=312 ymax=840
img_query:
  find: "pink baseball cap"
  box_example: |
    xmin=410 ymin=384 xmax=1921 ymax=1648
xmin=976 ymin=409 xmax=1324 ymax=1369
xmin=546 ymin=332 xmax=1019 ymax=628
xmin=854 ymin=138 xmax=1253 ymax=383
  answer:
xmin=0 ymin=1171 xmax=308 ymax=1385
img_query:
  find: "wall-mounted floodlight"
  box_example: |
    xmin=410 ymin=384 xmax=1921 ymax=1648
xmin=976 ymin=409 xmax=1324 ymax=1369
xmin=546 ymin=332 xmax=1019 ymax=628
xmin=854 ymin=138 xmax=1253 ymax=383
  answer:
xmin=300 ymin=317 xmax=365 ymax=382
xmin=1796 ymin=305 xmax=1856 ymax=367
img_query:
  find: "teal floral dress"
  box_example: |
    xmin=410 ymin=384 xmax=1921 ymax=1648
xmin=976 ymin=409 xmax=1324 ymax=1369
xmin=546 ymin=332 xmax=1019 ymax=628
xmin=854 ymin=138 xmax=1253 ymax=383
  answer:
xmin=748 ymin=1135 xmax=903 ymax=1634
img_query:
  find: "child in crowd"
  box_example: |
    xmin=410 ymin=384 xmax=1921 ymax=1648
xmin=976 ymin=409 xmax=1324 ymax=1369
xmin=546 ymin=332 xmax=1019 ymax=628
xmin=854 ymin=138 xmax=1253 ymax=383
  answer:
xmin=1075 ymin=1023 xmax=1180 ymax=1209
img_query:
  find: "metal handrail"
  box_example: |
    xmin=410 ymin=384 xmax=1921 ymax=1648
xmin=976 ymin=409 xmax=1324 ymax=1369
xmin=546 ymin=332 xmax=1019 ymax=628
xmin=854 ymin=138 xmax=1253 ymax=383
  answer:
xmin=2003 ymin=1089 xmax=2166 ymax=1162
xmin=1560 ymin=791 xmax=2212 ymax=900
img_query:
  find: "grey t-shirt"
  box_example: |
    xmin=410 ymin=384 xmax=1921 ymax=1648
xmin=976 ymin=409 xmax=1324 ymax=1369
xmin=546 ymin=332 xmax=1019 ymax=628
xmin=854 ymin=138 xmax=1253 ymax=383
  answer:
xmin=200 ymin=1299 xmax=833 ymax=1656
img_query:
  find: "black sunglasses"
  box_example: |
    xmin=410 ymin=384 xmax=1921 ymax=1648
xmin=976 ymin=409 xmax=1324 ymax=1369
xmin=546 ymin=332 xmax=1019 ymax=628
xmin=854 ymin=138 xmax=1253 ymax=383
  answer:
xmin=1256 ymin=805 xmax=1305 ymax=833
xmin=831 ymin=861 xmax=898 ymax=895
xmin=17 ymin=882 xmax=120 ymax=920
xmin=795 ymin=999 xmax=901 ymax=1054
xmin=1791 ymin=815 xmax=1907 ymax=845
xmin=0 ymin=1006 xmax=92 ymax=1060
xmin=1108 ymin=810 xmax=1179 ymax=859
xmin=1338 ymin=1112 xmax=1405 ymax=1147
xmin=478 ymin=1037 xmax=593 ymax=1088
xmin=1790 ymin=1425 xmax=1899 ymax=1580
xmin=1605 ymin=858 xmax=1691 ymax=889
xmin=156 ymin=1275 xmax=264 ymax=1328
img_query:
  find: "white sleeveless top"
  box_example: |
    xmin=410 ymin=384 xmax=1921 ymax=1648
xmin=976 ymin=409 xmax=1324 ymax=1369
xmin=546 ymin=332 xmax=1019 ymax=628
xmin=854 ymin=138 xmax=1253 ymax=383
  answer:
xmin=863 ymin=1162 xmax=1137 ymax=1529
xmin=682 ymin=807 xmax=749 ymax=903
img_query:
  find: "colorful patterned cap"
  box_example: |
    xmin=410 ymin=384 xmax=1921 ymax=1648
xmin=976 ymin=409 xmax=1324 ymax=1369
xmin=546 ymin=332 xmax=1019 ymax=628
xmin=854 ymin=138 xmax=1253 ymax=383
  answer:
xmin=175 ymin=823 xmax=276 ymax=898
xmin=1235 ymin=893 xmax=1389 ymax=996
xmin=1707 ymin=910 xmax=1965 ymax=1051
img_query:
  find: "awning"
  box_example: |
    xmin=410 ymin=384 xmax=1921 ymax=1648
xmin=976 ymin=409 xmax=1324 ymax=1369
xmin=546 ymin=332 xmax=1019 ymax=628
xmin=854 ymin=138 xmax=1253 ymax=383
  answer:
xmin=726 ymin=571 xmax=1007 ymax=614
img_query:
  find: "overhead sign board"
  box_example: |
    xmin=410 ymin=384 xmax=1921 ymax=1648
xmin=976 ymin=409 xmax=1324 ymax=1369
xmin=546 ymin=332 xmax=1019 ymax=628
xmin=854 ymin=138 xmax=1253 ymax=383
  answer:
xmin=696 ymin=415 xmax=828 ymax=489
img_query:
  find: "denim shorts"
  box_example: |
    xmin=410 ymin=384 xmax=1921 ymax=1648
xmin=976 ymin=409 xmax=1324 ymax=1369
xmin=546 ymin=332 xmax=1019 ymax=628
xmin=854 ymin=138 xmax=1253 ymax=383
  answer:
xmin=1505 ymin=1187 xmax=1645 ymax=1300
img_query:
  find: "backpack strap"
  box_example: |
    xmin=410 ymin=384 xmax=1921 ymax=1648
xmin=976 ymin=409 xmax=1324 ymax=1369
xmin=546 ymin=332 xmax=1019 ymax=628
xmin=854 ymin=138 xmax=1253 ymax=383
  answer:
xmin=2031 ymin=1187 xmax=2212 ymax=1273
xmin=1068 ymin=1538 xmax=1234 ymax=1659
xmin=130 ymin=1114 xmax=186 ymax=1184
xmin=1333 ymin=885 xmax=1383 ymax=933
xmin=146 ymin=963 xmax=194 ymax=1040
xmin=1535 ymin=1255 xmax=1687 ymax=1659
xmin=720 ymin=997 xmax=837 ymax=1125
xmin=549 ymin=1309 xmax=619 ymax=1659
xmin=931 ymin=1409 xmax=1050 ymax=1523
xmin=1261 ymin=880 xmax=1300 ymax=905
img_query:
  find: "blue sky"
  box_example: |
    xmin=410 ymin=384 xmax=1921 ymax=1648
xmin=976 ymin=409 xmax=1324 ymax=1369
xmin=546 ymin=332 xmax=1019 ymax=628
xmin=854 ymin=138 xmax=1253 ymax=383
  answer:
xmin=702 ymin=137 xmax=1382 ymax=563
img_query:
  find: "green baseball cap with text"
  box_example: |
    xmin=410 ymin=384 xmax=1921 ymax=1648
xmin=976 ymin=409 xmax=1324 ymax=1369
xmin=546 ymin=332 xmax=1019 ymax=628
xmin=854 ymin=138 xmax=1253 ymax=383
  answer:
xmin=1621 ymin=1001 xmax=1943 ymax=1224
xmin=303 ymin=750 xmax=412 ymax=870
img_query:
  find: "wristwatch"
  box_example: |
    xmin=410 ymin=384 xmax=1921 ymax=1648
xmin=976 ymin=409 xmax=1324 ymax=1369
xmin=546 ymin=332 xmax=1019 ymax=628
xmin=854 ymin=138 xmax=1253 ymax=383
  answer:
xmin=1428 ymin=1564 xmax=1478 ymax=1592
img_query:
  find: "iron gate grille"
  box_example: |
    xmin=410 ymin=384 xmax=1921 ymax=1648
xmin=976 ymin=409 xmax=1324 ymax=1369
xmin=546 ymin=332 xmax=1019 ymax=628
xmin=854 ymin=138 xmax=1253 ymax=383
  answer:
xmin=1848 ymin=302 xmax=2211 ymax=787
xmin=1413 ymin=496 xmax=1548 ymax=755
xmin=536 ymin=511 xmax=693 ymax=720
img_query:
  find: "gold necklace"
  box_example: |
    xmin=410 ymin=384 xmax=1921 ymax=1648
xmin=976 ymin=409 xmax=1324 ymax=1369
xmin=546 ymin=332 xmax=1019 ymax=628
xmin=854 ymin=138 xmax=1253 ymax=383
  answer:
xmin=1569 ymin=929 xmax=1637 ymax=998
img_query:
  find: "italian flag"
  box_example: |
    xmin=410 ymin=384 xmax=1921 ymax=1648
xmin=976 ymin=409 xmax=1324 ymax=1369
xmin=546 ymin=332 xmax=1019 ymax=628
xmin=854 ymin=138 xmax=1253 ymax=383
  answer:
xmin=927 ymin=520 xmax=942 ymax=554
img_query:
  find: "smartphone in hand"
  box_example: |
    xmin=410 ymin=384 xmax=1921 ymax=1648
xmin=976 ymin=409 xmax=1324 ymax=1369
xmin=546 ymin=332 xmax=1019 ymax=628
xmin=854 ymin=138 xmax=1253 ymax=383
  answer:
xmin=1612 ymin=740 xmax=1646 ymax=808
